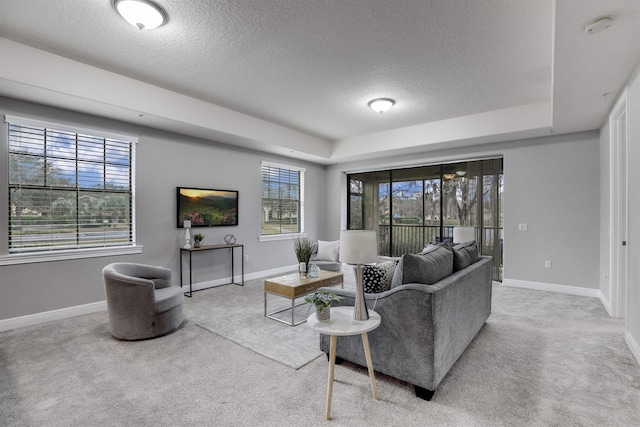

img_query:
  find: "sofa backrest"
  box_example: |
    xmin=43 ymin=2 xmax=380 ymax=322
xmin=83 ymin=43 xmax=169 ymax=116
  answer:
xmin=391 ymin=244 xmax=454 ymax=287
xmin=390 ymin=241 xmax=481 ymax=288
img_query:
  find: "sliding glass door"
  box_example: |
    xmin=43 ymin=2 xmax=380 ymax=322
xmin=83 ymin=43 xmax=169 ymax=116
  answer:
xmin=347 ymin=158 xmax=503 ymax=281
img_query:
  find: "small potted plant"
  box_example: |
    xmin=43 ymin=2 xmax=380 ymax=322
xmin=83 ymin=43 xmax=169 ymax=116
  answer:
xmin=294 ymin=237 xmax=314 ymax=275
xmin=193 ymin=233 xmax=204 ymax=248
xmin=305 ymin=290 xmax=342 ymax=321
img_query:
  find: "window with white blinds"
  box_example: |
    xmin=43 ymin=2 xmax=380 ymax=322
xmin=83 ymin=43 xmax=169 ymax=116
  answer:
xmin=261 ymin=161 xmax=305 ymax=237
xmin=6 ymin=115 xmax=136 ymax=253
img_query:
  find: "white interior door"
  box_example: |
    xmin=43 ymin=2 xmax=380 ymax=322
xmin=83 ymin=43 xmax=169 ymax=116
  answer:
xmin=610 ymin=94 xmax=628 ymax=319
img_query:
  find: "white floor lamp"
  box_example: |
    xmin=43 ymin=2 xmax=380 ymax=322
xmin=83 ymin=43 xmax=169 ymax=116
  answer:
xmin=339 ymin=230 xmax=378 ymax=321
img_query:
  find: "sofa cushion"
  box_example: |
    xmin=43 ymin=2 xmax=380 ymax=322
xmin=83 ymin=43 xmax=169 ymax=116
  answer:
xmin=391 ymin=244 xmax=453 ymax=287
xmin=363 ymin=260 xmax=399 ymax=293
xmin=452 ymin=241 xmax=479 ymax=272
xmin=315 ymin=240 xmax=340 ymax=262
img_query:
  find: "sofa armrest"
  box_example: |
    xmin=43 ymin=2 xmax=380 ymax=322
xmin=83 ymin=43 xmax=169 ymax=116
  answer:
xmin=319 ymin=283 xmax=439 ymax=386
xmin=426 ymin=256 xmax=493 ymax=384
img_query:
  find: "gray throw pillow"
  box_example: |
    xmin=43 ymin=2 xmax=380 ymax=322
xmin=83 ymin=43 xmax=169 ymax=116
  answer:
xmin=362 ymin=260 xmax=399 ymax=293
xmin=392 ymin=244 xmax=454 ymax=287
xmin=452 ymin=241 xmax=479 ymax=271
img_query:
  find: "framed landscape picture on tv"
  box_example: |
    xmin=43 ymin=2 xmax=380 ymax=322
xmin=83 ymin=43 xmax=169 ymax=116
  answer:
xmin=177 ymin=187 xmax=239 ymax=228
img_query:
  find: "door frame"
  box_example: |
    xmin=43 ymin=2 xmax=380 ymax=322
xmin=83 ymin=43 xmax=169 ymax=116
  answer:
xmin=609 ymin=90 xmax=628 ymax=319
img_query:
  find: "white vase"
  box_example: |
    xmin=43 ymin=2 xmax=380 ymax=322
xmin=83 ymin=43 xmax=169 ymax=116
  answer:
xmin=316 ymin=307 xmax=330 ymax=321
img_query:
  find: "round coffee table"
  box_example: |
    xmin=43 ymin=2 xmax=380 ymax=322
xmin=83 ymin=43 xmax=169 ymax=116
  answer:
xmin=307 ymin=306 xmax=381 ymax=420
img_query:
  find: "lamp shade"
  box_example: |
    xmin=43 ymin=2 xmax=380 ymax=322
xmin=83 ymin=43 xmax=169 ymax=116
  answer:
xmin=453 ymin=226 xmax=475 ymax=244
xmin=339 ymin=230 xmax=378 ymax=264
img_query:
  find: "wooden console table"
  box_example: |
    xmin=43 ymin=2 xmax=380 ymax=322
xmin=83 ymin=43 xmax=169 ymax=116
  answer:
xmin=179 ymin=243 xmax=244 ymax=297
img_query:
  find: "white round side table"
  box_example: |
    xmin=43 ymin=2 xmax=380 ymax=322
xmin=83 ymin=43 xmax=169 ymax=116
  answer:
xmin=307 ymin=306 xmax=381 ymax=420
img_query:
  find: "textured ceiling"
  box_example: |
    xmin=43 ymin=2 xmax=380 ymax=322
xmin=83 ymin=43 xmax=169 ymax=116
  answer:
xmin=0 ymin=0 xmax=639 ymax=164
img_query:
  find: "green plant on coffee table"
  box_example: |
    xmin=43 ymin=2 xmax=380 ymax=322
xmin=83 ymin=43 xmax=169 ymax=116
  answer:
xmin=293 ymin=237 xmax=313 ymax=264
xmin=305 ymin=290 xmax=342 ymax=314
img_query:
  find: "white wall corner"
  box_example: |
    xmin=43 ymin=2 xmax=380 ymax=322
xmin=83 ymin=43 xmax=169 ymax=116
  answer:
xmin=598 ymin=289 xmax=612 ymax=316
xmin=626 ymin=331 xmax=640 ymax=367
xmin=502 ymin=278 xmax=601 ymax=298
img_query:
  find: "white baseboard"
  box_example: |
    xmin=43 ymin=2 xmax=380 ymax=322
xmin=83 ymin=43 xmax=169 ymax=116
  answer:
xmin=182 ymin=264 xmax=297 ymax=292
xmin=598 ymin=290 xmax=612 ymax=316
xmin=0 ymin=301 xmax=107 ymax=333
xmin=502 ymin=278 xmax=601 ymax=298
xmin=626 ymin=331 xmax=640 ymax=367
xmin=0 ymin=265 xmax=300 ymax=333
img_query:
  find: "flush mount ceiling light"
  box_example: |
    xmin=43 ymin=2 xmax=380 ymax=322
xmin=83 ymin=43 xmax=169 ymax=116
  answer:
xmin=584 ymin=16 xmax=613 ymax=34
xmin=114 ymin=0 xmax=167 ymax=30
xmin=368 ymin=98 xmax=395 ymax=114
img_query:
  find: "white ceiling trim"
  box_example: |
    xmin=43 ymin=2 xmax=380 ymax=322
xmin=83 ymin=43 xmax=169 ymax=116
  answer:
xmin=0 ymin=38 xmax=555 ymax=165
xmin=0 ymin=38 xmax=331 ymax=162
xmin=331 ymin=102 xmax=553 ymax=162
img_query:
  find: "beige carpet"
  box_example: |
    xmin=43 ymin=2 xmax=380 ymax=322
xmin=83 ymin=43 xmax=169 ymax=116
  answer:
xmin=1 ymin=276 xmax=639 ymax=426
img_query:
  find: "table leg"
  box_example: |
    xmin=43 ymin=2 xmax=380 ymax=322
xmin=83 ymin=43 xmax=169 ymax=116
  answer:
xmin=188 ymin=251 xmax=193 ymax=297
xmin=361 ymin=332 xmax=378 ymax=400
xmin=326 ymin=334 xmax=337 ymax=420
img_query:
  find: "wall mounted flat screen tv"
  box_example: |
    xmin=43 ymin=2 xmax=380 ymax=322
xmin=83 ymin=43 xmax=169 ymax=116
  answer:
xmin=177 ymin=187 xmax=238 ymax=228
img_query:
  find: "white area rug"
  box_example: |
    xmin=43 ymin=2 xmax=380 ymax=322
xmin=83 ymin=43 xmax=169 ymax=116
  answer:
xmin=186 ymin=277 xmax=328 ymax=369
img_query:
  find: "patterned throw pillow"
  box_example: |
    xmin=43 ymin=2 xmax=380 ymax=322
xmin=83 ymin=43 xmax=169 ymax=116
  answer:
xmin=362 ymin=260 xmax=399 ymax=293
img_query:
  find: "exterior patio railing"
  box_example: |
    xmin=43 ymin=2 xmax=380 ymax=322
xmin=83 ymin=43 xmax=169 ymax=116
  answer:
xmin=378 ymin=224 xmax=453 ymax=257
xmin=377 ymin=224 xmax=503 ymax=271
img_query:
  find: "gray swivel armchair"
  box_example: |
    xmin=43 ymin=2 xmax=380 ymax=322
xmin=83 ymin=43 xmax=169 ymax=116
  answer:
xmin=102 ymin=263 xmax=184 ymax=340
xmin=310 ymin=241 xmax=342 ymax=272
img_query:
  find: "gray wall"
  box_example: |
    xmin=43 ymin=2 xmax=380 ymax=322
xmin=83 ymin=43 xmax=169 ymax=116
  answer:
xmin=0 ymin=97 xmax=327 ymax=320
xmin=503 ymin=133 xmax=600 ymax=288
xmin=325 ymin=131 xmax=601 ymax=290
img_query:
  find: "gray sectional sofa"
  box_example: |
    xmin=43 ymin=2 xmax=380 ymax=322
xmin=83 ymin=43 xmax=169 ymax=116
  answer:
xmin=319 ymin=242 xmax=493 ymax=401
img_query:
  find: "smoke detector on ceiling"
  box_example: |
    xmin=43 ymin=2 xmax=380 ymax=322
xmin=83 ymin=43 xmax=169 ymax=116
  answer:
xmin=584 ymin=16 xmax=613 ymax=34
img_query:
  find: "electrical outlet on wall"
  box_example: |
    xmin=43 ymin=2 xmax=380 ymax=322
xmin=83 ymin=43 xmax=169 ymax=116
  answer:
xmin=518 ymin=223 xmax=528 ymax=231
xmin=244 ymin=254 xmax=249 ymax=262
xmin=545 ymin=260 xmax=552 ymax=269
